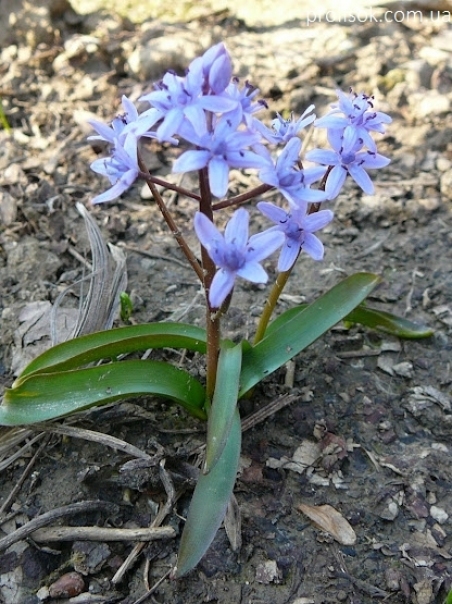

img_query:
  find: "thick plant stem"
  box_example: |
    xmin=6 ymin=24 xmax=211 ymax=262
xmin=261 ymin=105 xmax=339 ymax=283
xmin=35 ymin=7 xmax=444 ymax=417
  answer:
xmin=253 ymin=268 xmax=293 ymax=345
xmin=138 ymin=154 xmax=204 ymax=282
xmin=198 ymin=168 xmax=221 ymax=402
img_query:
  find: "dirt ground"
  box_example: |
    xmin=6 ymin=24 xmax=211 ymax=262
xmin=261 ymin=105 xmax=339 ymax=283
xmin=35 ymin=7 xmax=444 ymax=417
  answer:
xmin=1 ymin=1 xmax=452 ymax=603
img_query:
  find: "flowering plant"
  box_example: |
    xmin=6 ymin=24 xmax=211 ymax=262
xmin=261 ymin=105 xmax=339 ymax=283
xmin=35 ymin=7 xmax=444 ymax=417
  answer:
xmin=0 ymin=43 xmax=431 ymax=576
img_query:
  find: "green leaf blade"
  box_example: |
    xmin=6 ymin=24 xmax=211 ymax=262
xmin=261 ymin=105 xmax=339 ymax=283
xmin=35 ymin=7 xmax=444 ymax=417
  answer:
xmin=240 ymin=272 xmax=381 ymax=396
xmin=174 ymin=408 xmax=241 ymax=578
xmin=1 ymin=360 xmax=207 ymax=425
xmin=16 ymin=322 xmax=207 ymax=381
xmin=204 ymin=343 xmax=242 ymax=474
xmin=345 ymin=305 xmax=433 ymax=338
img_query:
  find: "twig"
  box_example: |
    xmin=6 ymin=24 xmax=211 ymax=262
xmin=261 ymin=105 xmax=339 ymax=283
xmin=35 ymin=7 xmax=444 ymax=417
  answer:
xmin=336 ymin=349 xmax=381 ymax=359
xmin=112 ymin=461 xmax=175 ymax=585
xmin=332 ymin=570 xmax=390 ymax=598
xmin=132 ymin=569 xmax=172 ymax=604
xmin=0 ymin=433 xmax=49 ymax=516
xmin=0 ymin=501 xmax=117 ymax=552
xmin=30 ymin=525 xmax=175 ymax=543
xmin=123 ymin=245 xmax=193 ymax=270
xmin=0 ymin=430 xmax=44 ymax=472
xmin=41 ymin=424 xmax=152 ymax=461
xmin=241 ymin=394 xmax=299 ymax=432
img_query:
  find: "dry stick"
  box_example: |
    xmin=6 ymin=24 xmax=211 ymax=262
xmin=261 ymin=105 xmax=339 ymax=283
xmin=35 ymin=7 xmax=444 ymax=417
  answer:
xmin=132 ymin=569 xmax=172 ymax=604
xmin=31 ymin=525 xmax=175 ymax=543
xmin=123 ymin=245 xmax=191 ymax=270
xmin=0 ymin=430 xmax=43 ymax=472
xmin=0 ymin=433 xmax=49 ymax=516
xmin=0 ymin=501 xmax=117 ymax=552
xmin=241 ymin=394 xmax=299 ymax=432
xmin=112 ymin=461 xmax=176 ymax=585
xmin=42 ymin=424 xmax=153 ymax=461
xmin=137 ymin=154 xmax=203 ymax=282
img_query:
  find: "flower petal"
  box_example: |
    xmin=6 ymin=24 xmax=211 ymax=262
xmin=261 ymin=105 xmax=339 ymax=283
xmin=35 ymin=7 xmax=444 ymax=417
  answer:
xmin=348 ymin=164 xmax=374 ymax=194
xmin=224 ymin=208 xmax=249 ymax=248
xmin=325 ymin=165 xmax=347 ymax=199
xmin=303 ymin=209 xmax=334 ymax=232
xmin=302 ymin=232 xmax=325 ymax=260
xmin=257 ymin=201 xmax=289 ymax=224
xmin=209 ymin=269 xmax=236 ymax=308
xmin=173 ymin=149 xmax=210 ymax=173
xmin=247 ymin=230 xmax=285 ymax=262
xmin=236 ymin=261 xmax=268 ymax=283
xmin=194 ymin=212 xmax=223 ymax=251
xmin=208 ymin=157 xmax=229 ymax=198
xmin=278 ymin=241 xmax=301 ymax=271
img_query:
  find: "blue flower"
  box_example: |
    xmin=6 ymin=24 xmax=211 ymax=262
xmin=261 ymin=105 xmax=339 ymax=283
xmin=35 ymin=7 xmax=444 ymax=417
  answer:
xmin=194 ymin=208 xmax=284 ymax=307
xmin=258 ymin=137 xmax=327 ymax=206
xmin=173 ymin=114 xmax=267 ymax=198
xmin=315 ymin=89 xmax=392 ymax=152
xmin=87 ymin=95 xmax=162 ymax=152
xmin=140 ymin=53 xmax=237 ymax=141
xmin=255 ymin=105 xmax=315 ymax=144
xmin=258 ymin=202 xmax=334 ymax=271
xmin=306 ymin=128 xmax=390 ymax=199
xmin=200 ymin=42 xmax=233 ymax=94
xmin=90 ymin=136 xmax=140 ymax=204
xmin=219 ymin=78 xmax=268 ymax=127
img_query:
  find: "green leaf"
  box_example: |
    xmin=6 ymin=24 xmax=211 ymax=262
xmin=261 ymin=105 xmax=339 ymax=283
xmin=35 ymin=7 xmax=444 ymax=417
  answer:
xmin=266 ymin=303 xmax=433 ymax=339
xmin=16 ymin=322 xmax=207 ymax=382
xmin=444 ymin=588 xmax=452 ymax=604
xmin=0 ymin=360 xmax=207 ymax=425
xmin=345 ymin=305 xmax=433 ymax=338
xmin=240 ymin=272 xmax=381 ymax=396
xmin=174 ymin=408 xmax=241 ymax=578
xmin=204 ymin=343 xmax=242 ymax=474
xmin=119 ymin=292 xmax=134 ymax=322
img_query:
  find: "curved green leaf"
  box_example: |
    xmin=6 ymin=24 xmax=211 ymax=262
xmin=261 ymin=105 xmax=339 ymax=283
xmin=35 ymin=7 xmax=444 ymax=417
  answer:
xmin=174 ymin=408 xmax=241 ymax=578
xmin=16 ymin=323 xmax=207 ymax=382
xmin=0 ymin=360 xmax=207 ymax=425
xmin=345 ymin=305 xmax=433 ymax=339
xmin=240 ymin=272 xmax=381 ymax=396
xmin=204 ymin=343 xmax=242 ymax=474
xmin=266 ymin=303 xmax=432 ymax=339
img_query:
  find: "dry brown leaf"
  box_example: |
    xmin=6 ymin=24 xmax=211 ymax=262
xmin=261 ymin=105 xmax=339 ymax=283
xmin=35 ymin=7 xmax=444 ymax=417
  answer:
xmin=297 ymin=503 xmax=356 ymax=545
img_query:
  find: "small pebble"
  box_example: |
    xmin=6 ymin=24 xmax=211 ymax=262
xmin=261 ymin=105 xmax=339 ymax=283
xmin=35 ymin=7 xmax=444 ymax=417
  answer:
xmin=48 ymin=572 xmax=85 ymax=599
xmin=430 ymin=505 xmax=449 ymax=524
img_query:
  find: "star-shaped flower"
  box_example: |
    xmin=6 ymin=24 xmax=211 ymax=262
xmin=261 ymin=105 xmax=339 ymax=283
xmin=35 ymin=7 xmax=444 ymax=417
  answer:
xmin=258 ymin=137 xmax=327 ymax=206
xmin=90 ymin=135 xmax=140 ymax=204
xmin=306 ymin=129 xmax=390 ymax=199
xmin=173 ymin=114 xmax=267 ymax=198
xmin=258 ymin=202 xmax=333 ymax=271
xmin=315 ymin=89 xmax=392 ymax=152
xmin=194 ymin=208 xmax=284 ymax=307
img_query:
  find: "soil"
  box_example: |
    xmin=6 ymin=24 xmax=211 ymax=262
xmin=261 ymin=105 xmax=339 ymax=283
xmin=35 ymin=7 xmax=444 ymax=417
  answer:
xmin=1 ymin=1 xmax=452 ymax=603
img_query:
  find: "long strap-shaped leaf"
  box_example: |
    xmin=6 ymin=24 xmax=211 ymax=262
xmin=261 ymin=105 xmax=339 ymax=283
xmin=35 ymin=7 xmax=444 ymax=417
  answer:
xmin=265 ymin=302 xmax=433 ymax=339
xmin=240 ymin=272 xmax=381 ymax=396
xmin=1 ymin=360 xmax=206 ymax=425
xmin=174 ymin=407 xmax=241 ymax=578
xmin=204 ymin=343 xmax=242 ymax=474
xmin=16 ymin=323 xmax=207 ymax=383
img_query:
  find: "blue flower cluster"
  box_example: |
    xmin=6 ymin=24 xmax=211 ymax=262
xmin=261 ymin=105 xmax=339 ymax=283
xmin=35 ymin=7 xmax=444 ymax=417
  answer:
xmin=88 ymin=44 xmax=391 ymax=307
